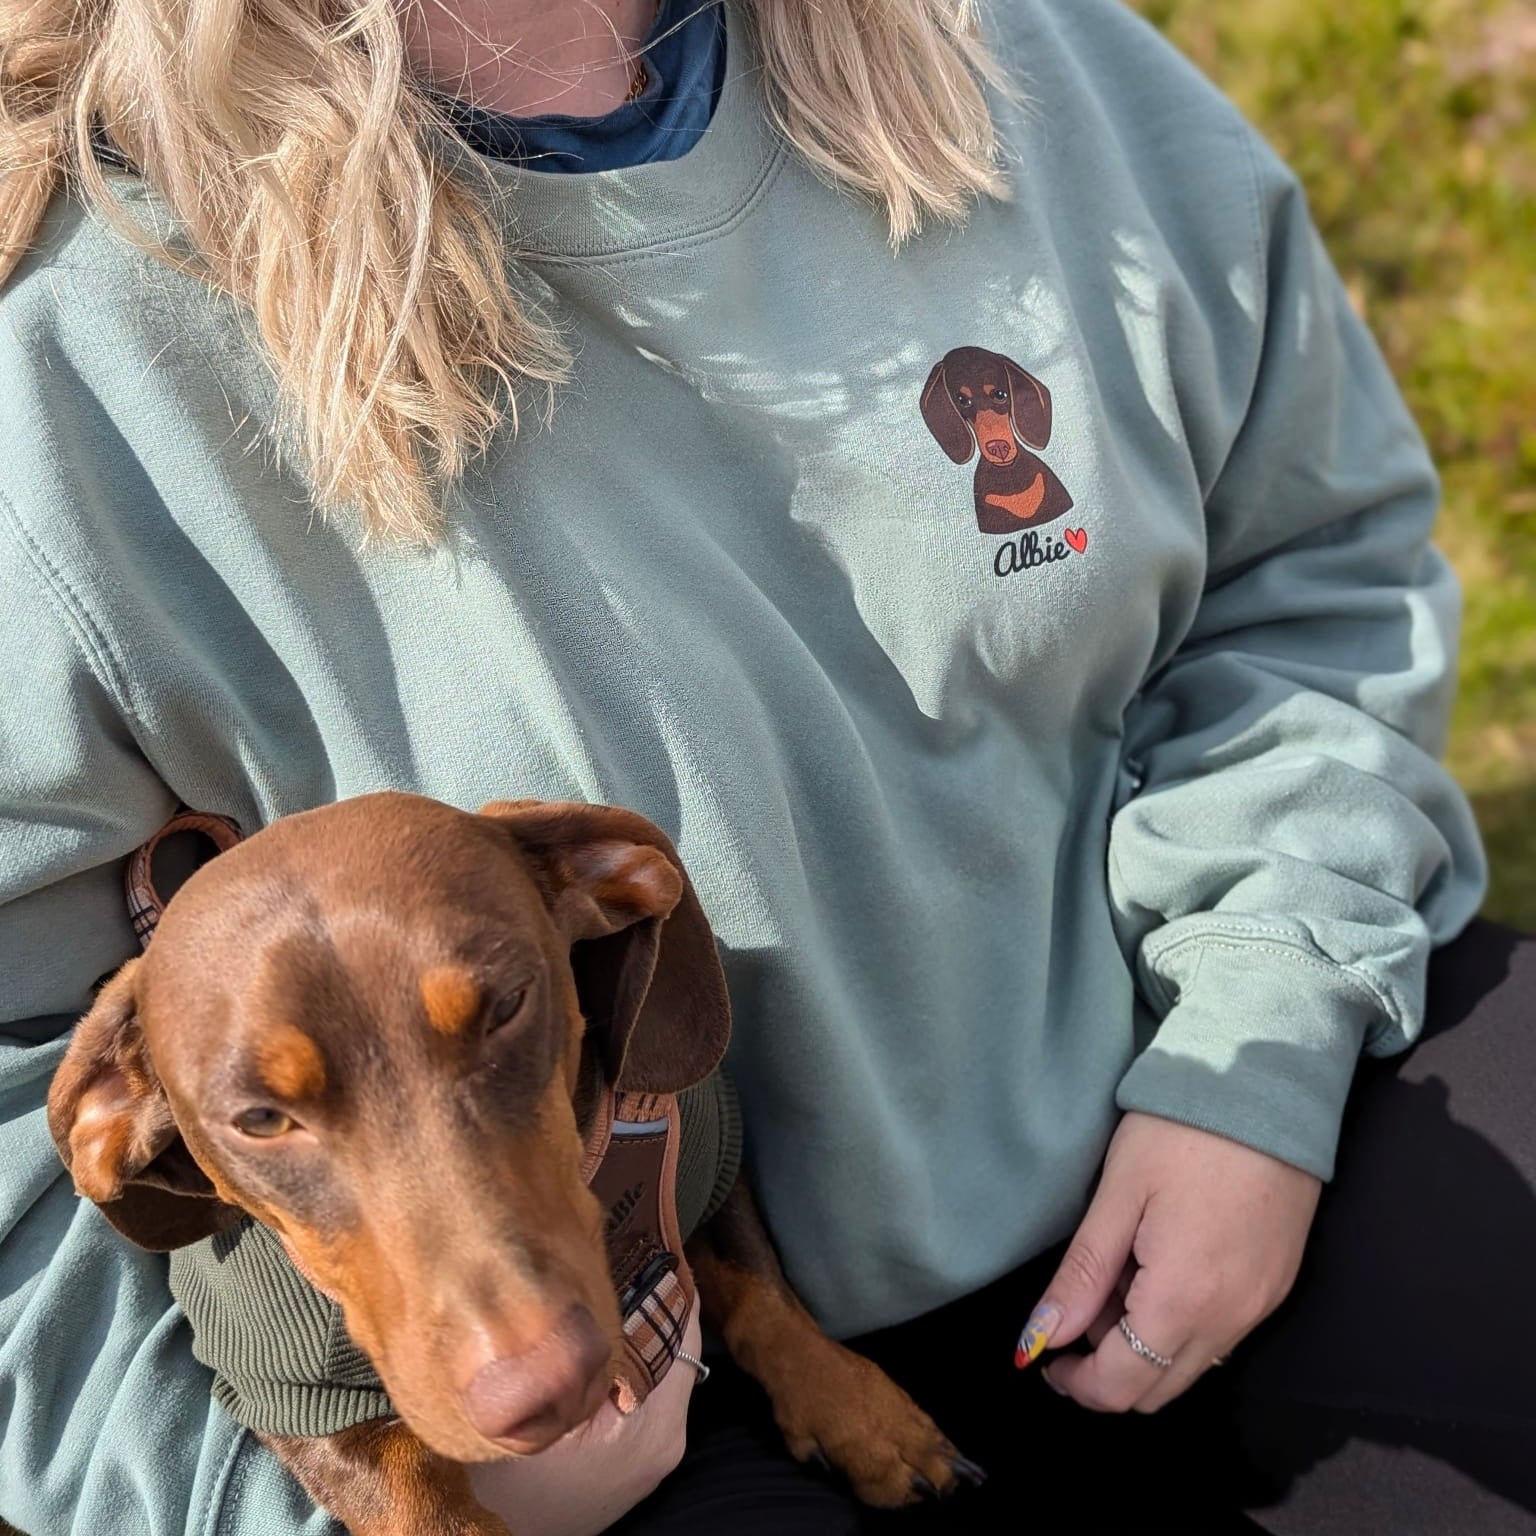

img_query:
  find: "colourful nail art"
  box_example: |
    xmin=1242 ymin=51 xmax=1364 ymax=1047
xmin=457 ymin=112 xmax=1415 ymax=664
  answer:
xmin=1013 ymin=1302 xmax=1062 ymax=1369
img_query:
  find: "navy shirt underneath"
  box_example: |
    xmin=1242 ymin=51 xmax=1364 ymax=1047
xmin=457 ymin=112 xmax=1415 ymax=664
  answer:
xmin=438 ymin=0 xmax=726 ymax=172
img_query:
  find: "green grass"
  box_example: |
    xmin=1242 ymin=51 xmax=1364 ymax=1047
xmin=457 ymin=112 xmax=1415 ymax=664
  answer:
xmin=1130 ymin=0 xmax=1536 ymax=931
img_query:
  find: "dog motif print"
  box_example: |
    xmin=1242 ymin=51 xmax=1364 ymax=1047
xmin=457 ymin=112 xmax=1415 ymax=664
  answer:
xmin=920 ymin=346 xmax=1085 ymax=579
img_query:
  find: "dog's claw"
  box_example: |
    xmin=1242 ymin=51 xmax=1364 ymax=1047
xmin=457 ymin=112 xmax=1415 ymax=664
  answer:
xmin=807 ymin=1447 xmax=831 ymax=1473
xmin=911 ymin=1473 xmax=940 ymax=1499
xmin=949 ymin=1454 xmax=988 ymax=1488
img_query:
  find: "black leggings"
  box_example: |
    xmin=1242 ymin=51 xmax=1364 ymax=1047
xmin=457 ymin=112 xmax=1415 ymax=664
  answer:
xmin=614 ymin=917 xmax=1536 ymax=1535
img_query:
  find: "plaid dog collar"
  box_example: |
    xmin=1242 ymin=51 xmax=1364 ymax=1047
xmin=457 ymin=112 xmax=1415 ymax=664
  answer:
xmin=581 ymin=1082 xmax=697 ymax=1408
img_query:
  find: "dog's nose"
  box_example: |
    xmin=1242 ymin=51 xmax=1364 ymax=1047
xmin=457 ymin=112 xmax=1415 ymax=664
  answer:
xmin=459 ymin=1303 xmax=612 ymax=1448
xmin=984 ymin=438 xmax=1012 ymax=460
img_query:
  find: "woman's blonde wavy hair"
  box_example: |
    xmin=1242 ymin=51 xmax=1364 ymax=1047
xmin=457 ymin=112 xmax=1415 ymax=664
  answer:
xmin=0 ymin=0 xmax=1006 ymax=538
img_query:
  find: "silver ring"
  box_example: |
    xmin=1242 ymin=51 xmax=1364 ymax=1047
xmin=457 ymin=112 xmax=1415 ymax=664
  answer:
xmin=1117 ymin=1315 xmax=1173 ymax=1370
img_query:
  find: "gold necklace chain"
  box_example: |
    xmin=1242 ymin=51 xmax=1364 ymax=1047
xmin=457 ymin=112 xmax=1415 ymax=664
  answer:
xmin=624 ymin=0 xmax=663 ymax=102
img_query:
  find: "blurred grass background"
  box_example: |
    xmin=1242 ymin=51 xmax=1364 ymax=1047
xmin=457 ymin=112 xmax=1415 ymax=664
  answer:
xmin=1130 ymin=0 xmax=1536 ymax=931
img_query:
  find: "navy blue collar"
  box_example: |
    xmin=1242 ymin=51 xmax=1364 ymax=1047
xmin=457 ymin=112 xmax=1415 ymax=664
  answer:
xmin=435 ymin=0 xmax=726 ymax=173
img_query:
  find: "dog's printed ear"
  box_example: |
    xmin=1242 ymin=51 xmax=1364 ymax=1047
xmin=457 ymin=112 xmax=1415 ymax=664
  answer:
xmin=479 ymin=802 xmax=731 ymax=1095
xmin=47 ymin=958 xmax=240 ymax=1251
xmin=1002 ymin=358 xmax=1053 ymax=449
xmin=920 ymin=360 xmax=975 ymax=464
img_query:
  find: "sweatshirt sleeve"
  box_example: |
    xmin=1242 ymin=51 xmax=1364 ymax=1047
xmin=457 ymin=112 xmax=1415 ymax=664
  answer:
xmin=1104 ymin=130 xmax=1490 ymax=1182
xmin=0 ymin=514 xmax=332 ymax=1536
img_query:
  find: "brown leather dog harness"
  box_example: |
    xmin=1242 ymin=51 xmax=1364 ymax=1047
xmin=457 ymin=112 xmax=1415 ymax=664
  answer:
xmin=127 ymin=810 xmax=707 ymax=1418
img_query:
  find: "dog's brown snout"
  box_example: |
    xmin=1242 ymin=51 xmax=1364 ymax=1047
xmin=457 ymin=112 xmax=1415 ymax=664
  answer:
xmin=459 ymin=1303 xmax=612 ymax=1449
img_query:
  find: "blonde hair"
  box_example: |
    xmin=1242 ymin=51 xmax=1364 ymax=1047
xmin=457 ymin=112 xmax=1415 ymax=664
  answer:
xmin=0 ymin=0 xmax=1006 ymax=538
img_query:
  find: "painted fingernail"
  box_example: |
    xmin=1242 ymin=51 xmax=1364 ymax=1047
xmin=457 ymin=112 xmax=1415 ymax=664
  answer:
xmin=1013 ymin=1302 xmax=1063 ymax=1369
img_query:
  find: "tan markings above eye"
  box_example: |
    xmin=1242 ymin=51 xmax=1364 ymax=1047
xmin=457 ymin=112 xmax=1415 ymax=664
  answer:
xmin=255 ymin=1023 xmax=326 ymax=1101
xmin=234 ymin=1106 xmax=295 ymax=1138
xmin=420 ymin=965 xmax=481 ymax=1036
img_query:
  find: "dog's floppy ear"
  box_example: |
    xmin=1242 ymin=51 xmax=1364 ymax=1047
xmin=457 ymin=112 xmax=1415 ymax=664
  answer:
xmin=479 ymin=801 xmax=730 ymax=1095
xmin=1002 ymin=358 xmax=1053 ymax=449
xmin=47 ymin=958 xmax=240 ymax=1251
xmin=920 ymin=360 xmax=975 ymax=464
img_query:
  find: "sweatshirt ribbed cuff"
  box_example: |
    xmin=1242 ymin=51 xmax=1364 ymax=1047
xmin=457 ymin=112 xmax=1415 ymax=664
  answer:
xmin=1115 ymin=935 xmax=1385 ymax=1181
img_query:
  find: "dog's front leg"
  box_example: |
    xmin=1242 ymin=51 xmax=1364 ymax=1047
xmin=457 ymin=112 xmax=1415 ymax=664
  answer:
xmin=259 ymin=1421 xmax=514 ymax=1536
xmin=686 ymin=1178 xmax=985 ymax=1508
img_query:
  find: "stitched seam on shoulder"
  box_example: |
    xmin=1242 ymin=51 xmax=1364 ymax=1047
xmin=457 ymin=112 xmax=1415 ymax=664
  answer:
xmin=1149 ymin=928 xmax=1399 ymax=1029
xmin=1235 ymin=122 xmax=1267 ymax=323
xmin=0 ymin=488 xmax=140 ymax=730
xmin=1203 ymin=119 xmax=1270 ymax=493
xmin=1235 ymin=123 xmax=1268 ymax=412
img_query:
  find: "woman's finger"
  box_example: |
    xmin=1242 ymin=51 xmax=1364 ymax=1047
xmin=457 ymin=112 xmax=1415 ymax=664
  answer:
xmin=1128 ymin=1330 xmax=1229 ymax=1413
xmin=1042 ymin=1306 xmax=1187 ymax=1413
xmin=1133 ymin=1319 xmax=1250 ymax=1413
xmin=1084 ymin=1259 xmax=1135 ymax=1349
xmin=1016 ymin=1186 xmax=1143 ymax=1368
xmin=1084 ymin=1299 xmax=1120 ymax=1351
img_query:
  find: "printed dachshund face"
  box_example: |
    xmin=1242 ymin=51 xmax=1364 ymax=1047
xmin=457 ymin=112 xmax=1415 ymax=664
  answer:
xmin=47 ymin=793 xmax=729 ymax=1464
xmin=920 ymin=345 xmax=1053 ymax=468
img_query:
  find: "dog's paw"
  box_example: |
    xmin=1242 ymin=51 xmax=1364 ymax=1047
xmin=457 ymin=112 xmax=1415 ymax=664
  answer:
xmin=771 ymin=1346 xmax=985 ymax=1509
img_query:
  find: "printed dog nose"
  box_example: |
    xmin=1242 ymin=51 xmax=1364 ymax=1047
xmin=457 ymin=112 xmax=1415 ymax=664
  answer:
xmin=984 ymin=438 xmax=1012 ymax=459
xmin=460 ymin=1303 xmax=611 ymax=1447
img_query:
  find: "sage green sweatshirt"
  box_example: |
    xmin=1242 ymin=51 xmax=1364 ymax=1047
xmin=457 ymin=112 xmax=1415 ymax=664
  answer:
xmin=0 ymin=1 xmax=1488 ymax=1531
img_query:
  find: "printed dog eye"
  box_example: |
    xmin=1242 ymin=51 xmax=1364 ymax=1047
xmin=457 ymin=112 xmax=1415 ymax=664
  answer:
xmin=233 ymin=1106 xmax=297 ymax=1138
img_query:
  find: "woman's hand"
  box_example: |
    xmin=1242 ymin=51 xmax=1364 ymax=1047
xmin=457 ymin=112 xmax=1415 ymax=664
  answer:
xmin=467 ymin=1304 xmax=700 ymax=1536
xmin=1017 ymin=1112 xmax=1322 ymax=1412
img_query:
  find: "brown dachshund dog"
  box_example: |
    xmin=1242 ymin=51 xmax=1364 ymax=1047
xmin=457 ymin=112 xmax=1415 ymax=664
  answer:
xmin=921 ymin=345 xmax=1074 ymax=535
xmin=47 ymin=793 xmax=981 ymax=1536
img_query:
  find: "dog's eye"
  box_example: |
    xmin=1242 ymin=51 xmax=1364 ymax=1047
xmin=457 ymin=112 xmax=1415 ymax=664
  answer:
xmin=233 ymin=1106 xmax=295 ymax=1138
xmin=487 ymin=987 xmax=529 ymax=1035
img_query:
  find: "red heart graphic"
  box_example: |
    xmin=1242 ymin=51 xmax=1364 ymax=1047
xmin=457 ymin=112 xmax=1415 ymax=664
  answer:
xmin=1065 ymin=527 xmax=1088 ymax=554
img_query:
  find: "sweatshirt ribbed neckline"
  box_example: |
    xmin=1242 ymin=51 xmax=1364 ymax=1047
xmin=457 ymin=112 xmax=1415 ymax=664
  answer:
xmin=432 ymin=1 xmax=782 ymax=262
